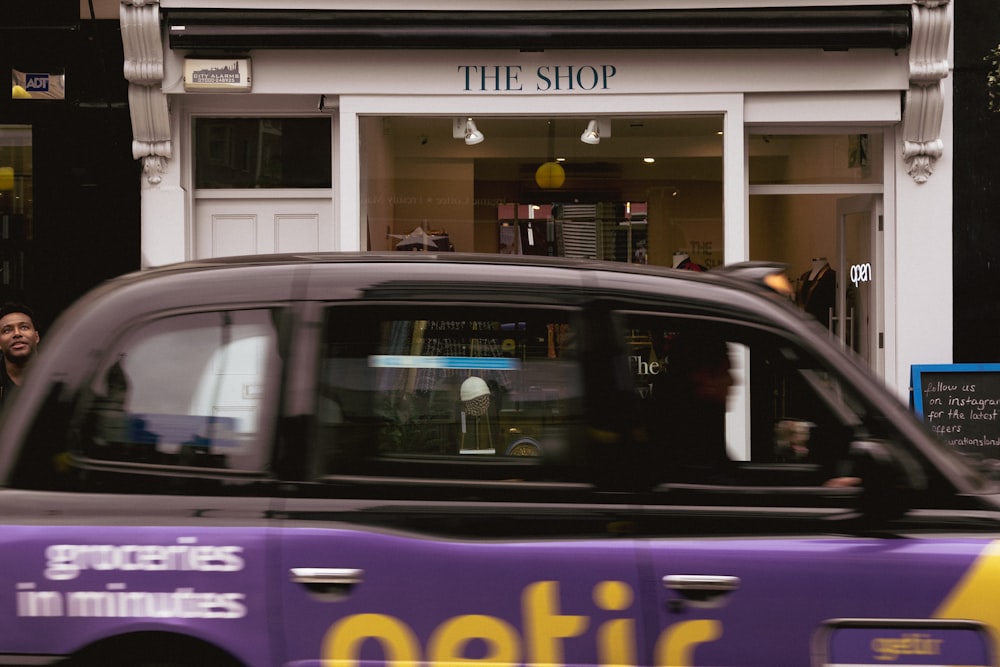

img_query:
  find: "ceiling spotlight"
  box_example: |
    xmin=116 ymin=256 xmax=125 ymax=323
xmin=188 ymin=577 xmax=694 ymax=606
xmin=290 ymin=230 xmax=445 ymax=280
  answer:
xmin=580 ymin=120 xmax=600 ymax=145
xmin=464 ymin=118 xmax=484 ymax=145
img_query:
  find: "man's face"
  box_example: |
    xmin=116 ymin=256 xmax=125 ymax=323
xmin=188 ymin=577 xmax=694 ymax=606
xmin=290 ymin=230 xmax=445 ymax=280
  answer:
xmin=0 ymin=312 xmax=40 ymax=363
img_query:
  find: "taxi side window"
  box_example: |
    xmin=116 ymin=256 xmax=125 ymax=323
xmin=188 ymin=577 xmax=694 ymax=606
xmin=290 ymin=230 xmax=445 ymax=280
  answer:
xmin=69 ymin=310 xmax=280 ymax=473
xmin=315 ymin=305 xmax=584 ymax=479
xmin=626 ymin=313 xmax=868 ymax=487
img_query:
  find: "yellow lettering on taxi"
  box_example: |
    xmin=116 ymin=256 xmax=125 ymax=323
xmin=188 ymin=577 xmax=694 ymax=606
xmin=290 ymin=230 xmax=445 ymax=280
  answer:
xmin=323 ymin=613 xmax=420 ymax=667
xmin=654 ymin=620 xmax=722 ymax=667
xmin=870 ymin=633 xmax=942 ymax=661
xmin=523 ymin=581 xmax=588 ymax=664
xmin=321 ymin=580 xmax=723 ymax=667
xmin=427 ymin=615 xmax=520 ymax=664
xmin=593 ymin=580 xmax=637 ymax=666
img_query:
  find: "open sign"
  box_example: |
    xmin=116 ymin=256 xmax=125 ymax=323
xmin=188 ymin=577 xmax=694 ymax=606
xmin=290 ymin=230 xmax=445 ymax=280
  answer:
xmin=850 ymin=262 xmax=873 ymax=287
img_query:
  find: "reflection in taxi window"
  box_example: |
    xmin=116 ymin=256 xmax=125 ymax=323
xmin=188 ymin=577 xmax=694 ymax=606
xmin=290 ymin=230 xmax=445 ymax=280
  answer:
xmin=317 ymin=307 xmax=583 ymax=474
xmin=624 ymin=313 xmax=875 ymax=487
xmin=72 ymin=310 xmax=279 ymax=471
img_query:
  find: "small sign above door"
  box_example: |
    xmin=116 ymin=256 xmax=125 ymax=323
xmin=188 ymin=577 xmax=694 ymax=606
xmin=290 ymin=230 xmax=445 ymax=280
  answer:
xmin=183 ymin=58 xmax=252 ymax=92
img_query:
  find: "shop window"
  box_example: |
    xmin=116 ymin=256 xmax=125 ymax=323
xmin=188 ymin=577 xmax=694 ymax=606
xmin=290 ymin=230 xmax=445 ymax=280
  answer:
xmin=360 ymin=115 xmax=724 ymax=269
xmin=194 ymin=117 xmax=332 ymax=189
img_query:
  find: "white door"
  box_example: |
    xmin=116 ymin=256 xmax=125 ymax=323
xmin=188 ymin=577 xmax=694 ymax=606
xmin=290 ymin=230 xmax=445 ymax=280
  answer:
xmin=836 ymin=195 xmax=882 ymax=374
xmin=195 ymin=194 xmax=333 ymax=258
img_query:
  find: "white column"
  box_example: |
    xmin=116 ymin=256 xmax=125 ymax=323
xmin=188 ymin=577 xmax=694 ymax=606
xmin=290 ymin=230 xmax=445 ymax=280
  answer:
xmin=139 ymin=159 xmax=187 ymax=268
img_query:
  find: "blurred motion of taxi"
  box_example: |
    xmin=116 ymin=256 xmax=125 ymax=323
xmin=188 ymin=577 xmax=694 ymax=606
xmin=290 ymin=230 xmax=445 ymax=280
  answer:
xmin=0 ymin=252 xmax=998 ymax=667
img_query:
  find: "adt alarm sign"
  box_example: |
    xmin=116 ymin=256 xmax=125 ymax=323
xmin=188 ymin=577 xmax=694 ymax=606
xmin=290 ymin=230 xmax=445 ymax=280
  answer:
xmin=25 ymin=74 xmax=50 ymax=93
xmin=12 ymin=69 xmax=66 ymax=99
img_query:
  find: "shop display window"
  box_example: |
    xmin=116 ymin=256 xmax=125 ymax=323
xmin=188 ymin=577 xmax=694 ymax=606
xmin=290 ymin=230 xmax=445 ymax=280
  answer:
xmin=359 ymin=115 xmax=724 ymax=270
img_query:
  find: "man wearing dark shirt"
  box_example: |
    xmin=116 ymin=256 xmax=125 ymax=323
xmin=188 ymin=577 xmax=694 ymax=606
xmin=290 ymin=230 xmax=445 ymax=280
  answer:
xmin=0 ymin=302 xmax=40 ymax=407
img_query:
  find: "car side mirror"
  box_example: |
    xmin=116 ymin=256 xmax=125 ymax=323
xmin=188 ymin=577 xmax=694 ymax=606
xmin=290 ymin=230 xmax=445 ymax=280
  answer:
xmin=849 ymin=439 xmax=927 ymax=522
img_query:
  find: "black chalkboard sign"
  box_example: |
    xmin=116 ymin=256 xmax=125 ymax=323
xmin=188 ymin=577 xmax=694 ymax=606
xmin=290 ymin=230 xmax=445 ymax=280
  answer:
xmin=911 ymin=364 xmax=1000 ymax=459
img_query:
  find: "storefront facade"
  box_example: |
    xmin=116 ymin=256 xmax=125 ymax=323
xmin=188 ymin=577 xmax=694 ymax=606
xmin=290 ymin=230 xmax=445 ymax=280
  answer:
xmin=122 ymin=0 xmax=953 ymax=399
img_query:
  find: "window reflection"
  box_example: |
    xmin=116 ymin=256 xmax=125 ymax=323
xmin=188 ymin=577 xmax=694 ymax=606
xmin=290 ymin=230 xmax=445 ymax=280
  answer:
xmin=317 ymin=306 xmax=584 ymax=473
xmin=194 ymin=118 xmax=332 ymax=189
xmin=73 ymin=310 xmax=279 ymax=471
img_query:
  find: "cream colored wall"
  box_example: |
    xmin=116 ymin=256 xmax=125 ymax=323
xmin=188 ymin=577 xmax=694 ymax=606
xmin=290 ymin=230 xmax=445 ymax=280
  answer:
xmin=647 ymin=182 xmax=724 ymax=269
xmin=750 ymin=195 xmax=838 ymax=280
xmin=750 ymin=195 xmax=838 ymax=283
xmin=362 ymin=119 xmax=397 ymax=251
xmin=390 ymin=160 xmax=475 ymax=253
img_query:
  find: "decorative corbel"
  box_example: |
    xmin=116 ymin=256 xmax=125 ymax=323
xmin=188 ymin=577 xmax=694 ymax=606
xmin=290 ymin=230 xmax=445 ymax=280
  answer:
xmin=902 ymin=0 xmax=951 ymax=183
xmin=121 ymin=0 xmax=171 ymax=185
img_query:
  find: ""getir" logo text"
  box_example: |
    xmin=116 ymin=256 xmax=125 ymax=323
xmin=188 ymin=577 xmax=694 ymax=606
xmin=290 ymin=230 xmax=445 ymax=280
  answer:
xmin=323 ymin=580 xmax=720 ymax=667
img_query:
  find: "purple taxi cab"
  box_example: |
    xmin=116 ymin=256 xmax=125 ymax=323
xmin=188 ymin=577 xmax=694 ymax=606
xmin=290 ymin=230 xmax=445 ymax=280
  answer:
xmin=0 ymin=252 xmax=997 ymax=667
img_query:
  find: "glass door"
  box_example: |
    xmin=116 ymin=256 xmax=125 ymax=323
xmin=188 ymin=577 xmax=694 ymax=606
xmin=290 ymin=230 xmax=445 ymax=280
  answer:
xmin=836 ymin=194 xmax=882 ymax=371
xmin=358 ymin=114 xmax=725 ymax=268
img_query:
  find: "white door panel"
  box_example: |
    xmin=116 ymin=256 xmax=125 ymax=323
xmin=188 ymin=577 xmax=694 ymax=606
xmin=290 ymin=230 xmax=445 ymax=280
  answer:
xmin=195 ymin=197 xmax=333 ymax=258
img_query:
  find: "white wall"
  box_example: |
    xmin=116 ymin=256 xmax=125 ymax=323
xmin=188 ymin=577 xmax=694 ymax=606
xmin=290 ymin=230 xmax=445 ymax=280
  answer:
xmin=891 ymin=78 xmax=954 ymax=400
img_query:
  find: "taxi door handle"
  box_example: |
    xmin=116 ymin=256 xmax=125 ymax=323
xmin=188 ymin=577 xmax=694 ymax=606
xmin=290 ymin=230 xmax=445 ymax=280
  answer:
xmin=290 ymin=568 xmax=365 ymax=599
xmin=662 ymin=574 xmax=740 ymax=610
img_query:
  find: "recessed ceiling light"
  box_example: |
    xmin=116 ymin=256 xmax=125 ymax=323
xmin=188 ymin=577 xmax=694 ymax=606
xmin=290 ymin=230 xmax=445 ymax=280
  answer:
xmin=643 ymin=157 xmax=655 ymax=163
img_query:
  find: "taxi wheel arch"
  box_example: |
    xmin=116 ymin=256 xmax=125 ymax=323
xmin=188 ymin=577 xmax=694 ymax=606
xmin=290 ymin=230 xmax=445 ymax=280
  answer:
xmin=64 ymin=631 xmax=244 ymax=667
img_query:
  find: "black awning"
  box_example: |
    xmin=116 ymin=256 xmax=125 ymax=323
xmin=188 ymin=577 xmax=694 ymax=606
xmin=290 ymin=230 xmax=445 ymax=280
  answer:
xmin=166 ymin=7 xmax=912 ymax=52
